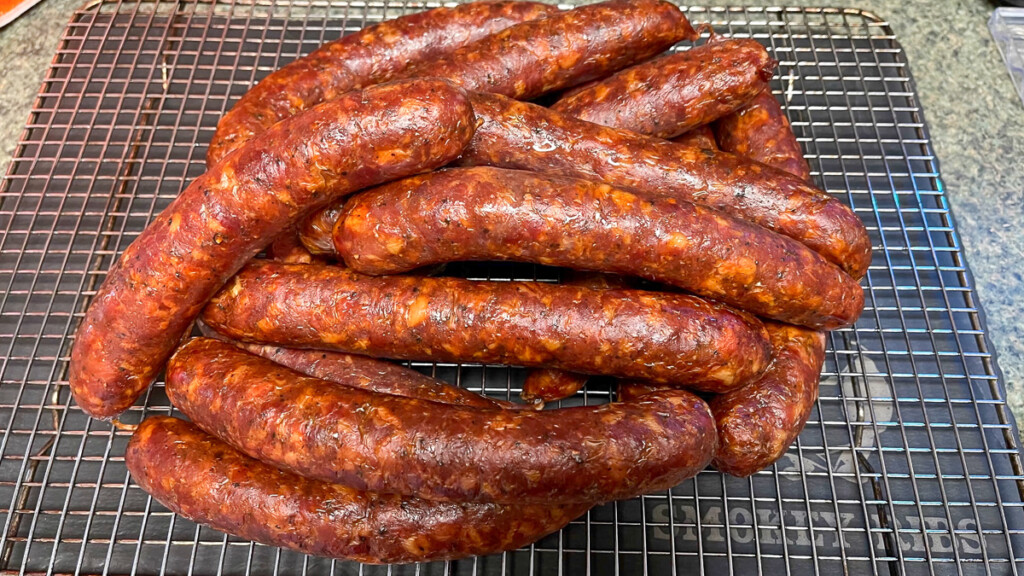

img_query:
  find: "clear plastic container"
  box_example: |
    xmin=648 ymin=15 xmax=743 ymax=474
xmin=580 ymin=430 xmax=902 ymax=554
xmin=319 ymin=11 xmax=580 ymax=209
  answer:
xmin=990 ymin=7 xmax=1024 ymax=107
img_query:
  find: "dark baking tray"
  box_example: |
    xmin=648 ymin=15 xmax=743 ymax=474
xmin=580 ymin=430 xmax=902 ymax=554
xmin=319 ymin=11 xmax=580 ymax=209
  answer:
xmin=1 ymin=1 xmax=1022 ymax=574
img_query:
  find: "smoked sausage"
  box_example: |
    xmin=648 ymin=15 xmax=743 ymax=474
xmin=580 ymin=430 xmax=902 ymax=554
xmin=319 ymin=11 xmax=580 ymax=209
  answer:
xmin=127 ymin=416 xmax=589 ymax=563
xmin=672 ymin=125 xmax=718 ymax=150
xmin=201 ymin=261 xmax=772 ymax=392
xmin=165 ymin=338 xmax=719 ymax=503
xmin=68 ymin=79 xmax=476 ymax=420
xmin=207 ymin=1 xmax=556 ymax=166
xmin=397 ymin=0 xmax=696 ymax=101
xmin=551 ymin=37 xmax=774 ymax=139
xmin=520 ymin=272 xmax=630 ymax=404
xmin=457 ymin=92 xmax=871 ymax=279
xmin=198 ymin=325 xmax=517 ymax=410
xmin=710 ymin=323 xmax=825 ymax=477
xmin=335 ymin=167 xmax=864 ymax=329
xmin=714 ymin=89 xmax=814 ymax=187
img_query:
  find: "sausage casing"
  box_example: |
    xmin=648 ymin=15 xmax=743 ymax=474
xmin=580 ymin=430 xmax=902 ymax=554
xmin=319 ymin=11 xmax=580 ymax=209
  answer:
xmin=128 ymin=416 xmax=588 ymax=563
xmin=714 ymin=89 xmax=814 ymax=185
xmin=336 ymin=167 xmax=864 ymax=330
xmin=458 ymin=92 xmax=871 ymax=279
xmin=207 ymin=1 xmax=556 ymax=165
xmin=551 ymin=38 xmax=774 ymax=139
xmin=398 ymin=0 xmax=696 ymax=101
xmin=201 ymin=261 xmax=771 ymax=391
xmin=68 ymin=79 xmax=476 ymax=420
xmin=198 ymin=326 xmax=517 ymax=410
xmin=710 ymin=323 xmax=825 ymax=477
xmin=672 ymin=125 xmax=718 ymax=150
xmin=166 ymin=338 xmax=718 ymax=503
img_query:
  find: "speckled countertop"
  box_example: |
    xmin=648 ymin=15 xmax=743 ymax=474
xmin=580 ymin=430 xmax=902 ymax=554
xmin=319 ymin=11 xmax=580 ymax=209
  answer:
xmin=2 ymin=0 xmax=1022 ymax=418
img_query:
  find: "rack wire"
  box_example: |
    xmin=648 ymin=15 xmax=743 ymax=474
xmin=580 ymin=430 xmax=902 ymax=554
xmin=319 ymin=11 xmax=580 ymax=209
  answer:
xmin=0 ymin=1 xmax=1022 ymax=574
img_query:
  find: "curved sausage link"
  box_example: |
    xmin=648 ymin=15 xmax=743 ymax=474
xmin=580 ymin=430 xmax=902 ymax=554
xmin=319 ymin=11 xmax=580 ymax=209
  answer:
xmin=710 ymin=323 xmax=825 ymax=477
xmin=336 ymin=167 xmax=863 ymax=330
xmin=201 ymin=261 xmax=772 ymax=392
xmin=198 ymin=324 xmax=519 ymax=410
xmin=166 ymin=338 xmax=718 ymax=504
xmin=714 ymin=90 xmax=814 ymax=190
xmin=551 ymin=38 xmax=775 ymax=139
xmin=128 ymin=416 xmax=589 ymax=563
xmin=457 ymin=92 xmax=871 ymax=279
xmin=397 ymin=0 xmax=696 ymax=101
xmin=207 ymin=1 xmax=556 ymax=166
xmin=68 ymin=79 xmax=476 ymax=420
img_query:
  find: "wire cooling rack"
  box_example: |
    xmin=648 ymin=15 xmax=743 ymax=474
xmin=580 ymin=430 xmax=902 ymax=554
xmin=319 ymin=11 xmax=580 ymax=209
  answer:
xmin=1 ymin=1 xmax=1022 ymax=574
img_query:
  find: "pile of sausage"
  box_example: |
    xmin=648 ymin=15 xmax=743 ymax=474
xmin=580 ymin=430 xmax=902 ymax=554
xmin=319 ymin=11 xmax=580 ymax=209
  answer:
xmin=68 ymin=0 xmax=869 ymax=564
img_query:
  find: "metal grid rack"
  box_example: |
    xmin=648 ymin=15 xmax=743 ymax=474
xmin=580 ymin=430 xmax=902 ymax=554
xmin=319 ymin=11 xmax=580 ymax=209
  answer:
xmin=0 ymin=1 xmax=1022 ymax=574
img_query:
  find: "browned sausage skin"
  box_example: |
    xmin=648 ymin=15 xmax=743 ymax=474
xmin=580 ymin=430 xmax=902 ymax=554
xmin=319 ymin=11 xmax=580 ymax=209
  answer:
xmin=166 ymin=338 xmax=718 ymax=504
xmin=672 ymin=125 xmax=718 ymax=150
xmin=551 ymin=38 xmax=775 ymax=139
xmin=520 ymin=272 xmax=630 ymax=404
xmin=398 ymin=0 xmax=696 ymax=100
xmin=710 ymin=323 xmax=825 ymax=476
xmin=68 ymin=79 xmax=476 ymax=420
xmin=206 ymin=1 xmax=557 ymax=166
xmin=128 ymin=416 xmax=589 ymax=563
xmin=714 ymin=89 xmax=814 ymax=186
xmin=201 ymin=262 xmax=772 ymax=392
xmin=457 ymin=92 xmax=871 ymax=279
xmin=198 ymin=324 xmax=518 ymax=410
xmin=335 ymin=167 xmax=863 ymax=330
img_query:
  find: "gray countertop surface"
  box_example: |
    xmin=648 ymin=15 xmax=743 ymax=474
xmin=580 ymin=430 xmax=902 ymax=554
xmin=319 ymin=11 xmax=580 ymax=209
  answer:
xmin=2 ymin=0 xmax=1022 ymax=424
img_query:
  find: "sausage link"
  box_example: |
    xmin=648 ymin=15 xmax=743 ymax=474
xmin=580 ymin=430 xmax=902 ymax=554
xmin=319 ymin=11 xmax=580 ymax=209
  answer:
xmin=207 ymin=1 xmax=556 ymax=166
xmin=398 ymin=0 xmax=696 ymax=101
xmin=457 ymin=92 xmax=871 ymax=279
xmin=198 ymin=323 xmax=518 ymax=410
xmin=714 ymin=89 xmax=814 ymax=184
xmin=672 ymin=125 xmax=718 ymax=150
xmin=520 ymin=369 xmax=588 ymax=404
xmin=128 ymin=416 xmax=588 ymax=563
xmin=710 ymin=323 xmax=825 ymax=477
xmin=520 ymin=272 xmax=630 ymax=404
xmin=201 ymin=261 xmax=771 ymax=392
xmin=616 ymin=382 xmax=666 ymax=402
xmin=300 ymin=202 xmax=348 ymax=256
xmin=267 ymin=227 xmax=322 ymax=264
xmin=166 ymin=338 xmax=718 ymax=503
xmin=68 ymin=79 xmax=476 ymax=420
xmin=335 ymin=167 xmax=863 ymax=330
xmin=551 ymin=38 xmax=775 ymax=139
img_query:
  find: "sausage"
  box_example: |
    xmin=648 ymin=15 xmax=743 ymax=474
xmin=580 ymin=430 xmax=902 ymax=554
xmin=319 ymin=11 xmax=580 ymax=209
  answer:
xmin=201 ymin=261 xmax=772 ymax=392
xmin=714 ymin=89 xmax=814 ymax=184
xmin=672 ymin=125 xmax=718 ymax=150
xmin=520 ymin=272 xmax=631 ymax=404
xmin=550 ymin=38 xmax=775 ymax=139
xmin=127 ymin=416 xmax=589 ymax=563
xmin=165 ymin=338 xmax=719 ymax=503
xmin=710 ymin=323 xmax=825 ymax=477
xmin=198 ymin=323 xmax=519 ymax=410
xmin=267 ymin=227 xmax=321 ymax=264
xmin=68 ymin=79 xmax=476 ymax=420
xmin=335 ymin=167 xmax=864 ymax=330
xmin=457 ymin=92 xmax=871 ymax=279
xmin=616 ymin=382 xmax=665 ymax=402
xmin=207 ymin=1 xmax=557 ymax=166
xmin=300 ymin=202 xmax=347 ymax=256
xmin=397 ymin=0 xmax=696 ymax=101
xmin=520 ymin=369 xmax=588 ymax=405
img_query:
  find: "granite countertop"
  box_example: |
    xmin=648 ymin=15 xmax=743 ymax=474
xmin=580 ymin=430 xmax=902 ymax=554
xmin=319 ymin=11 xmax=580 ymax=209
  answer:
xmin=2 ymin=0 xmax=1022 ymax=421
